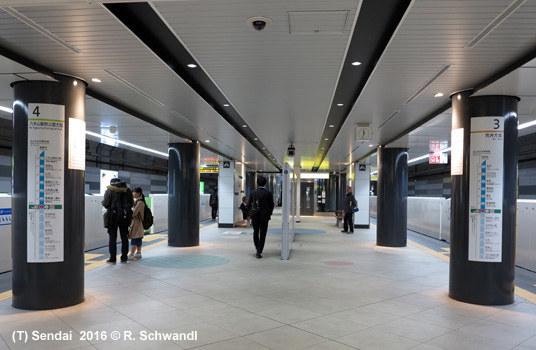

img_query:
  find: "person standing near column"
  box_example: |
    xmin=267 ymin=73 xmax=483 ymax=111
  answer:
xmin=102 ymin=178 xmax=134 ymax=263
xmin=342 ymin=186 xmax=357 ymax=234
xmin=248 ymin=176 xmax=274 ymax=258
xmin=128 ymin=187 xmax=146 ymax=261
xmin=209 ymin=186 xmax=218 ymax=220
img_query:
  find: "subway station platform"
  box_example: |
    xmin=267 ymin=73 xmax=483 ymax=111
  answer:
xmin=1 ymin=212 xmax=535 ymax=350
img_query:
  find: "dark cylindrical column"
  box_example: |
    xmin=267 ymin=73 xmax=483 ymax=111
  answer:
xmin=377 ymin=147 xmax=408 ymax=247
xmin=168 ymin=142 xmax=200 ymax=247
xmin=449 ymin=92 xmax=518 ymax=305
xmin=246 ymin=171 xmax=256 ymax=198
xmin=12 ymin=76 xmax=86 ymax=310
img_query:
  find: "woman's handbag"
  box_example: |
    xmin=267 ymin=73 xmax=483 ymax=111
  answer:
xmin=103 ymin=209 xmax=116 ymax=228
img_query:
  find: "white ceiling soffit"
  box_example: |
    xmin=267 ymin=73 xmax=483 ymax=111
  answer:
xmin=0 ymin=2 xmax=279 ymax=171
xmin=329 ymin=0 xmax=536 ymax=165
xmin=287 ymin=10 xmax=349 ymax=35
xmin=152 ymin=0 xmax=359 ymax=169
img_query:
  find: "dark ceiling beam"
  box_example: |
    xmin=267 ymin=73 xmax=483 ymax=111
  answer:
xmin=104 ymin=2 xmax=281 ymax=172
xmin=312 ymin=0 xmax=412 ymax=171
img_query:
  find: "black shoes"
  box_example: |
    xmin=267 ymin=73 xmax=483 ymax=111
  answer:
xmin=341 ymin=230 xmax=348 ymax=233
xmin=347 ymin=231 xmax=354 ymax=234
xmin=106 ymin=259 xmax=116 ymax=264
xmin=120 ymin=260 xmax=127 ymax=264
xmin=256 ymin=253 xmax=262 ymax=259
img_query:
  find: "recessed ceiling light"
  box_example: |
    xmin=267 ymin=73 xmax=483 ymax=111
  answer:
xmin=337 ymin=103 xmax=343 ymax=106
xmin=254 ymin=138 xmax=258 ymax=140
xmin=268 ymin=153 xmax=271 ymax=155
xmin=329 ymin=124 xmax=334 ymax=128
xmin=321 ymin=147 xmax=324 ymax=149
xmin=324 ymin=138 xmax=328 ymax=141
xmin=369 ymin=144 xmax=374 ymax=147
xmin=262 ymin=147 xmax=266 ymax=149
xmin=91 ymin=78 xmax=102 ymax=83
xmin=187 ymin=64 xmax=197 ymax=68
xmin=351 ymin=61 xmax=362 ymax=66
xmin=205 ymin=140 xmax=210 ymax=142
xmin=223 ymin=103 xmax=230 ymax=107
xmin=434 ymin=92 xmax=444 ymax=97
xmin=242 ymin=125 xmax=247 ymax=128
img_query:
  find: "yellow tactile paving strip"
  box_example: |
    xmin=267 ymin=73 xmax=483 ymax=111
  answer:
xmin=0 ymin=223 xmax=217 ymax=303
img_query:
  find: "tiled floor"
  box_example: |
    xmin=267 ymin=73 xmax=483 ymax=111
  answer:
xmin=1 ymin=211 xmax=535 ymax=350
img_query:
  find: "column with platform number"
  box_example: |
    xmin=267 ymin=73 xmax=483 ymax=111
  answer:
xmin=12 ymin=75 xmax=87 ymax=310
xmin=449 ymin=91 xmax=518 ymax=305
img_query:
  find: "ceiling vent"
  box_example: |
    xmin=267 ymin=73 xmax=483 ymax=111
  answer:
xmin=404 ymin=65 xmax=451 ymax=105
xmin=103 ymin=68 xmax=165 ymax=107
xmin=3 ymin=7 xmax=82 ymax=54
xmin=171 ymin=111 xmax=202 ymax=130
xmin=465 ymin=0 xmax=526 ymax=48
xmin=287 ymin=10 xmax=349 ymax=35
xmin=377 ymin=110 xmax=400 ymax=130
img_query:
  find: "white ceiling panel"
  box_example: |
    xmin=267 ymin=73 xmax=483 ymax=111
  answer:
xmin=0 ymin=0 xmax=535 ymax=173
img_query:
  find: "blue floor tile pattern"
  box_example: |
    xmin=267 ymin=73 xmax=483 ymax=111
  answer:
xmin=138 ymin=254 xmax=229 ymax=268
xmin=267 ymin=228 xmax=326 ymax=234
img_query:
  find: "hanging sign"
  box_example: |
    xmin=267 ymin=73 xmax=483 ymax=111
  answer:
xmin=468 ymin=117 xmax=503 ymax=262
xmin=27 ymin=103 xmax=65 ymax=263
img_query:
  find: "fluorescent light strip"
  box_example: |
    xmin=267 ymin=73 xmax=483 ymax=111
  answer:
xmin=3 ymin=7 xmax=82 ymax=54
xmin=85 ymin=131 xmax=168 ymax=158
xmin=0 ymin=106 xmax=13 ymax=114
xmin=408 ymin=154 xmax=430 ymax=164
xmin=519 ymin=120 xmax=536 ymax=130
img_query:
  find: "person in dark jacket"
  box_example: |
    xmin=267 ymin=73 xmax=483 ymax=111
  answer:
xmin=248 ymin=177 xmax=274 ymax=258
xmin=342 ymin=186 xmax=357 ymax=234
xmin=209 ymin=187 xmax=218 ymax=220
xmin=102 ymin=178 xmax=134 ymax=263
xmin=239 ymin=196 xmax=250 ymax=227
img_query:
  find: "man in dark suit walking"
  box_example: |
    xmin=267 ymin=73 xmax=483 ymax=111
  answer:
xmin=248 ymin=176 xmax=274 ymax=259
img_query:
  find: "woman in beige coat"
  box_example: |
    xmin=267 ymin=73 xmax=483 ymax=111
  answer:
xmin=128 ymin=187 xmax=146 ymax=261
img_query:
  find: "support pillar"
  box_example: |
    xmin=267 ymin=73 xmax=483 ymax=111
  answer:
xmin=449 ymin=92 xmax=518 ymax=305
xmin=218 ymin=158 xmax=235 ymax=228
xmin=246 ymin=171 xmax=256 ymax=198
xmin=168 ymin=142 xmax=200 ymax=246
xmin=12 ymin=75 xmax=86 ymax=310
xmin=377 ymin=147 xmax=408 ymax=247
xmin=354 ymin=162 xmax=370 ymax=229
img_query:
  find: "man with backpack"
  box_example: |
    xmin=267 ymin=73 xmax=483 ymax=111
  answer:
xmin=102 ymin=178 xmax=134 ymax=264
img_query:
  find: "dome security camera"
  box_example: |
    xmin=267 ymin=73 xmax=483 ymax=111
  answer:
xmin=246 ymin=16 xmax=272 ymax=31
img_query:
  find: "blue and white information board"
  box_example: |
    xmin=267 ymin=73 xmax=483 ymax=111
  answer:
xmin=468 ymin=116 xmax=503 ymax=262
xmin=0 ymin=208 xmax=11 ymax=226
xmin=27 ymin=103 xmax=65 ymax=263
